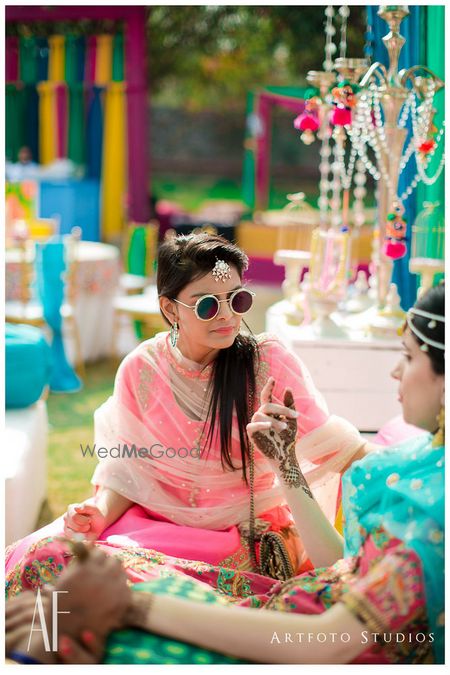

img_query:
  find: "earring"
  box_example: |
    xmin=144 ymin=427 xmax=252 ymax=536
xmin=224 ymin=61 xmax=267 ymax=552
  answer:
xmin=432 ymin=406 xmax=445 ymax=448
xmin=170 ymin=321 xmax=179 ymax=348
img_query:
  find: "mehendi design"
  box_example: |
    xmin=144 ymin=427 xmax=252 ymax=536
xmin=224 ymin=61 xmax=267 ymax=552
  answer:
xmin=252 ymin=390 xmax=314 ymax=499
xmin=279 ymin=443 xmax=314 ymax=498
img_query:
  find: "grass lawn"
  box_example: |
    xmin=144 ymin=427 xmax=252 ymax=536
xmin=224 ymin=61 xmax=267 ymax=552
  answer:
xmin=152 ymin=174 xmax=321 ymax=211
xmin=37 ymin=358 xmax=118 ymax=527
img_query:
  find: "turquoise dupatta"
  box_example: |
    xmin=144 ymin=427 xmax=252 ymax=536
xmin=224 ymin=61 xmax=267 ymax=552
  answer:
xmin=342 ymin=434 xmax=444 ymax=663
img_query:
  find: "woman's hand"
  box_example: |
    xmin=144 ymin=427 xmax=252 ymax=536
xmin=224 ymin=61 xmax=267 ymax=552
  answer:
xmin=53 ymin=545 xmax=132 ymax=639
xmin=63 ymin=499 xmax=108 ymax=541
xmin=247 ymin=377 xmax=312 ymax=495
xmin=6 ymin=546 xmax=131 ymax=664
xmin=247 ymin=376 xmax=298 ymax=461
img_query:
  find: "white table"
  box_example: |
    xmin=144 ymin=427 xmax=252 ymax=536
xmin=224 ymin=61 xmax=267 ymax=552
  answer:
xmin=6 ymin=241 xmax=120 ymax=362
xmin=266 ymin=301 xmax=402 ymax=432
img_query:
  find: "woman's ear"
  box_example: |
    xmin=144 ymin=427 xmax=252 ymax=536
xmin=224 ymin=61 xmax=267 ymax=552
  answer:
xmin=159 ymin=296 xmax=178 ymax=325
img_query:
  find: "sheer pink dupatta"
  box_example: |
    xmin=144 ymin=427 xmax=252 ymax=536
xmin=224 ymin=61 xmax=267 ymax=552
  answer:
xmin=92 ymin=332 xmax=364 ymax=531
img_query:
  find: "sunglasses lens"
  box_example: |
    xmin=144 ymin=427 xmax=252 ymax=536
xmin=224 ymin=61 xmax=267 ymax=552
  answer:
xmin=197 ymin=296 xmax=219 ymax=320
xmin=231 ymin=290 xmax=253 ymax=314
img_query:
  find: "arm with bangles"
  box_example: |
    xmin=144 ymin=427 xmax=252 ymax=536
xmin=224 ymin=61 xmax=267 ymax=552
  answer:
xmin=129 ymin=592 xmax=371 ymax=664
xmin=247 ymin=377 xmax=344 ymax=568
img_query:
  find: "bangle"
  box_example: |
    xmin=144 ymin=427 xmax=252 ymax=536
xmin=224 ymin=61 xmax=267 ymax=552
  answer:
xmin=7 ymin=650 xmax=42 ymax=664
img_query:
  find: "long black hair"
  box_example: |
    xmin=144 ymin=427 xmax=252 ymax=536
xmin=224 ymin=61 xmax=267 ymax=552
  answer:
xmin=157 ymin=232 xmax=259 ymax=483
xmin=409 ymin=282 xmax=445 ymax=376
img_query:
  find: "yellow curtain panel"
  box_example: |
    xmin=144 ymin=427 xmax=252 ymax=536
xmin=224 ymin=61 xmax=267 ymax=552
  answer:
xmin=48 ymin=35 xmax=65 ymax=82
xmin=37 ymin=82 xmax=57 ymax=165
xmin=101 ymin=82 xmax=127 ymax=241
xmin=95 ymin=34 xmax=113 ymax=85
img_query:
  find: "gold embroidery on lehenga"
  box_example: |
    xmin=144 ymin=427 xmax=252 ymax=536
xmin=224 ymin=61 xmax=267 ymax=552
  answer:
xmin=218 ymin=536 xmax=254 ymax=572
xmin=216 ymin=568 xmax=252 ymax=598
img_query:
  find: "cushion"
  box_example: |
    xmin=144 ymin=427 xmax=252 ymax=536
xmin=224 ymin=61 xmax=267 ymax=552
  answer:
xmin=5 ymin=323 xmax=52 ymax=408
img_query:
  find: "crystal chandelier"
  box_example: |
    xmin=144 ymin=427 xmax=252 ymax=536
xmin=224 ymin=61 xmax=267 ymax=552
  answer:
xmin=298 ymin=5 xmax=445 ymax=308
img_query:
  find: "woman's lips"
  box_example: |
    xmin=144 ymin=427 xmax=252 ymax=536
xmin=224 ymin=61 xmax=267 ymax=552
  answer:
xmin=212 ymin=326 xmax=234 ymax=334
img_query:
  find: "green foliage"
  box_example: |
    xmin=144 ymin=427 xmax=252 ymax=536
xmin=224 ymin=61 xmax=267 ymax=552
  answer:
xmin=148 ymin=6 xmax=366 ymax=110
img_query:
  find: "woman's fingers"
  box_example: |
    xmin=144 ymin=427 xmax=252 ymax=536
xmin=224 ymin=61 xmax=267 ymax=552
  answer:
xmin=79 ymin=629 xmax=105 ymax=661
xmin=71 ymin=513 xmax=91 ymax=526
xmin=284 ymin=388 xmax=296 ymax=410
xmin=58 ymin=635 xmax=100 ymax=665
xmin=63 ymin=515 xmax=91 ymax=533
xmin=75 ymin=504 xmax=101 ymax=516
xmin=258 ymin=402 xmax=299 ymax=419
xmin=260 ymin=376 xmax=275 ymax=405
xmin=252 ymin=412 xmax=288 ymax=432
xmin=247 ymin=421 xmax=272 ymax=436
xmin=64 ymin=523 xmax=89 ymax=539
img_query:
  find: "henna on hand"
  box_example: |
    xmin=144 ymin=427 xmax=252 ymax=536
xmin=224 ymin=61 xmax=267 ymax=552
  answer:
xmin=252 ymin=389 xmax=314 ymax=499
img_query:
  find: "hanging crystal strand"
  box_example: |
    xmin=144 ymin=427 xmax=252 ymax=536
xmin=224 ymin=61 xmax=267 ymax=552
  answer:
xmin=323 ymin=6 xmax=336 ymax=71
xmin=337 ymin=140 xmax=357 ymax=192
xmin=316 ymin=6 xmax=337 ymax=228
xmin=318 ymin=124 xmax=332 ymax=228
xmin=412 ymin=79 xmax=436 ymax=144
xmin=338 ymin=6 xmax=349 ymax=59
xmin=330 ymin=144 xmax=343 ymax=228
xmin=352 ymin=159 xmax=367 ymax=228
xmin=368 ymin=182 xmax=381 ymax=305
xmin=400 ymin=121 xmax=445 ymax=198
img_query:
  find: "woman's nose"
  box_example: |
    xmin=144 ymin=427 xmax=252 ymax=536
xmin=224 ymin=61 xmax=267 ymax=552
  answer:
xmin=391 ymin=360 xmax=402 ymax=380
xmin=218 ymin=298 xmax=233 ymax=319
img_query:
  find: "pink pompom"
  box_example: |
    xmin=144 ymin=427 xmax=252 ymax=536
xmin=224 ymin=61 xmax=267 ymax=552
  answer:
xmin=382 ymin=240 xmax=407 ymax=260
xmin=294 ymin=113 xmax=320 ymax=132
xmin=331 ymin=106 xmax=352 ymax=127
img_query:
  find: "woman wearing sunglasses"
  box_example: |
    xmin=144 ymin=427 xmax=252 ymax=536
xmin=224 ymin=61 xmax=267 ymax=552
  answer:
xmin=6 ymin=233 xmax=370 ymax=594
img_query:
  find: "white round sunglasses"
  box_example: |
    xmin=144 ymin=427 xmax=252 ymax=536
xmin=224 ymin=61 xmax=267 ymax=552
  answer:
xmin=172 ymin=288 xmax=255 ymax=321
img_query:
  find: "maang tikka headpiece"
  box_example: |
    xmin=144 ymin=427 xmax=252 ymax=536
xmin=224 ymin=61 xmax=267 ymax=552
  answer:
xmin=212 ymin=259 xmax=232 ymax=283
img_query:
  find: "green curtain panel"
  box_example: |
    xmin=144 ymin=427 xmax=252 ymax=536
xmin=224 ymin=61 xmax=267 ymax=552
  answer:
xmin=417 ymin=7 xmax=445 ymax=227
xmin=127 ymin=226 xmax=149 ymax=276
xmin=416 ymin=5 xmax=445 ymax=271
xmin=65 ymin=35 xmax=79 ymax=84
xmin=112 ymin=32 xmax=125 ymax=82
xmin=19 ymin=36 xmax=38 ymax=84
xmin=6 ymin=84 xmax=27 ymax=161
xmin=67 ymin=83 xmax=86 ymax=165
xmin=242 ymin=92 xmax=257 ymax=208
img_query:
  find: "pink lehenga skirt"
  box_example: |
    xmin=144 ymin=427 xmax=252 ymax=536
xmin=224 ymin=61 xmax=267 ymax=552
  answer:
xmin=5 ymin=502 xmax=306 ymax=594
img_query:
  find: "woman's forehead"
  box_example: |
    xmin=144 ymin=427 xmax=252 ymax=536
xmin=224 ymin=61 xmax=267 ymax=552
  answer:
xmin=185 ymin=268 xmax=241 ymax=296
xmin=402 ymin=326 xmax=416 ymax=348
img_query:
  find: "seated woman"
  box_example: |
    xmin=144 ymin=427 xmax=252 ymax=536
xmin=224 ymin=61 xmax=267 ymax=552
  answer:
xmin=6 ymin=284 xmax=444 ymax=665
xmin=6 ymin=233 xmax=368 ymax=587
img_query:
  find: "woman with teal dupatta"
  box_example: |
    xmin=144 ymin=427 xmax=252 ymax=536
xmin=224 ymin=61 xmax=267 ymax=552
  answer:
xmin=6 ymin=285 xmax=444 ymax=665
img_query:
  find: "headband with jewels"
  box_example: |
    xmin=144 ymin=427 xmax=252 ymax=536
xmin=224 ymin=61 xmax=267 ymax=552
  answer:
xmin=212 ymin=259 xmax=232 ymax=283
xmin=406 ymin=307 xmax=445 ymax=352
